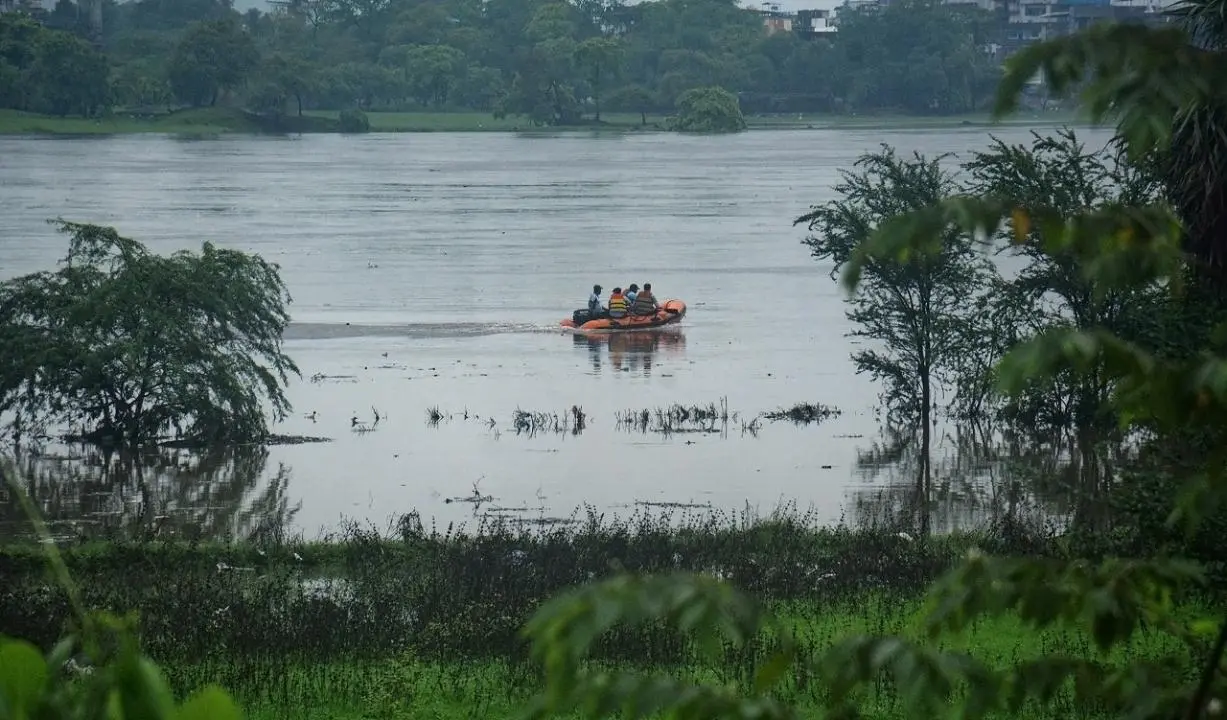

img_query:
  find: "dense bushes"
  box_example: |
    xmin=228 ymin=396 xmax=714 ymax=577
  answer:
xmin=0 ymin=505 xmax=1043 ymax=666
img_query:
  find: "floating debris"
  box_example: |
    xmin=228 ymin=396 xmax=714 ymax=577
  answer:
xmin=480 ymin=515 xmax=580 ymax=528
xmin=309 ymin=373 xmax=358 ymax=384
xmin=444 ymin=478 xmax=493 ymax=506
xmin=635 ymin=500 xmax=714 ymax=510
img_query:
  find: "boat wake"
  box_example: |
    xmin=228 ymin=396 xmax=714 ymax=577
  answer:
xmin=283 ymin=321 xmax=561 ymax=341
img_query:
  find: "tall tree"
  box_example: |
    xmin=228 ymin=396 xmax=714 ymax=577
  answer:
xmin=168 ymin=16 xmax=260 ymax=106
xmin=26 ymin=26 xmax=109 ymax=116
xmin=795 ymin=147 xmax=994 ymax=534
xmin=574 ymin=36 xmax=622 ymax=121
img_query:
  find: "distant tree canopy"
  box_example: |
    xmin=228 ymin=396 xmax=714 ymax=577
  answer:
xmin=0 ymin=0 xmax=1003 ymax=123
xmin=0 ymin=12 xmax=108 ymax=116
xmin=0 ymin=221 xmax=300 ymax=449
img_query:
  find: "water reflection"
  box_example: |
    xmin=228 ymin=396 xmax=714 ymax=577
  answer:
xmin=0 ymin=445 xmax=300 ymax=543
xmin=573 ymin=329 xmax=687 ymax=376
xmin=847 ymin=426 xmax=1076 ymax=535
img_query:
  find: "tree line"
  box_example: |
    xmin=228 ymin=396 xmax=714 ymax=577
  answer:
xmin=0 ymin=0 xmax=1003 ymax=125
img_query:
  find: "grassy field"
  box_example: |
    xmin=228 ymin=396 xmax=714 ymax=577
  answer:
xmin=0 ymin=106 xmax=271 ymax=135
xmin=0 ymin=511 xmax=1208 ymax=719
xmin=164 ymin=594 xmax=1201 ymax=720
xmin=0 ymin=106 xmax=1091 ymax=136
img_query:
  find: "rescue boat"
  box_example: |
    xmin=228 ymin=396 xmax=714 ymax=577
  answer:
xmin=561 ymin=299 xmax=687 ymax=332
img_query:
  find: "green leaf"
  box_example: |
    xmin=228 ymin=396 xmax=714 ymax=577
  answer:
xmin=0 ymin=639 xmax=49 ymax=716
xmin=1189 ymin=618 xmax=1220 ymax=637
xmin=751 ymin=646 xmax=795 ymax=695
xmin=177 ymin=685 xmax=243 ymax=720
xmin=810 ymin=634 xmax=998 ymax=718
xmin=44 ymin=638 xmax=75 ymax=676
xmin=117 ymin=654 xmax=176 ymax=720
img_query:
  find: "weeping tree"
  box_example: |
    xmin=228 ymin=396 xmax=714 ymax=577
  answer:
xmin=0 ymin=220 xmax=299 ymax=448
xmin=795 ymin=147 xmax=995 ymax=534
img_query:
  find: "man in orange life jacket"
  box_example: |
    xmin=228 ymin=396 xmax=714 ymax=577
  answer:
xmin=630 ymin=282 xmax=658 ymax=315
xmin=607 ymin=287 xmax=630 ymax=318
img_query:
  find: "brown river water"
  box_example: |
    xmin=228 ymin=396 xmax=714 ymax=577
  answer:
xmin=0 ymin=125 xmax=1112 ymax=542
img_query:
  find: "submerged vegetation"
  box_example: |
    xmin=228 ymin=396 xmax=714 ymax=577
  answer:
xmin=410 ymin=399 xmax=843 ymax=439
xmin=762 ymin=402 xmax=842 ymax=425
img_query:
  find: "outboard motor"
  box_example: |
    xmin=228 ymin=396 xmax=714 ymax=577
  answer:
xmin=572 ymin=309 xmax=593 ymax=326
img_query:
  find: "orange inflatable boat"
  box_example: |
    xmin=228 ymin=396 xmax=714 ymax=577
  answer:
xmin=561 ymin=299 xmax=687 ymax=332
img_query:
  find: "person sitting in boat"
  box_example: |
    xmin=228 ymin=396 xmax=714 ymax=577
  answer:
xmin=625 ymin=284 xmax=639 ymax=304
xmin=630 ymin=283 xmax=658 ymax=315
xmin=588 ymin=285 xmax=604 ymax=316
xmin=607 ymin=287 xmax=630 ymax=318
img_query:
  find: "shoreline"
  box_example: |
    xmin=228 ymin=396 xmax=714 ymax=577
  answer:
xmin=0 ymin=107 xmax=1093 ymax=137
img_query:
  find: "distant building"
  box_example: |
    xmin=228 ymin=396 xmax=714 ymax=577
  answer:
xmin=759 ymin=2 xmax=794 ymax=33
xmin=753 ymin=2 xmax=838 ymax=36
xmin=999 ymin=0 xmax=1166 ymax=54
xmin=795 ymin=8 xmax=838 ymax=35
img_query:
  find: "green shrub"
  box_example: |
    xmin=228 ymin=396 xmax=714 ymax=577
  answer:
xmin=666 ymin=86 xmax=746 ymax=134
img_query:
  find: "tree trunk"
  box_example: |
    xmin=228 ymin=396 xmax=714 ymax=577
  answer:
xmin=640 ymin=110 xmax=646 ymax=126
xmin=918 ymin=275 xmax=934 ymax=536
xmin=919 ymin=365 xmax=932 ymax=537
xmin=593 ymin=66 xmax=601 ymax=122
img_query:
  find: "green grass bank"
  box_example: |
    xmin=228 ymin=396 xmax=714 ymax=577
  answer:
xmin=0 ymin=106 xmax=1090 ymax=136
xmin=0 ymin=506 xmax=1216 ymax=719
xmin=187 ymin=597 xmax=1200 ymax=720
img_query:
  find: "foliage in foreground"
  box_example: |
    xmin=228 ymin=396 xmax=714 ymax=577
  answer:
xmin=1 ymin=508 xmax=1206 ymax=719
xmin=518 ymin=7 xmax=1227 ymax=720
xmin=0 ymin=220 xmax=299 ymax=448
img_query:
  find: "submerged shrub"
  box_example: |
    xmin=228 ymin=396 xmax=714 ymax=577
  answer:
xmin=338 ymin=109 xmax=369 ymax=133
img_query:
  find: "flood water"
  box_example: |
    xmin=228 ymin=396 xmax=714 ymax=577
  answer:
xmin=0 ymin=124 xmax=1112 ymax=541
